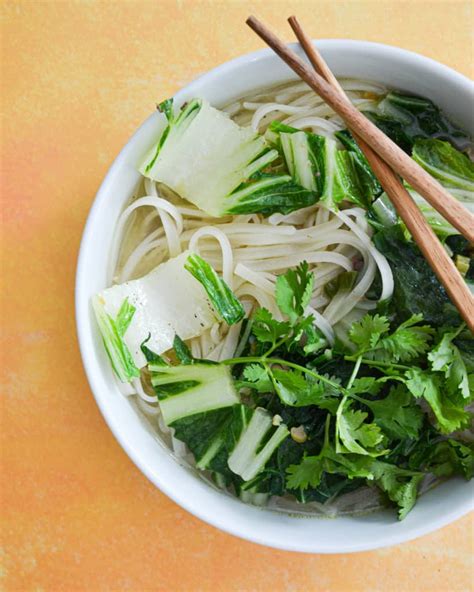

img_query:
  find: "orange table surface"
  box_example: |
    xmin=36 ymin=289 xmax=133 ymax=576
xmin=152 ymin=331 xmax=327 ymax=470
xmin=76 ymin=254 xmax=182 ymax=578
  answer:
xmin=2 ymin=1 xmax=473 ymax=590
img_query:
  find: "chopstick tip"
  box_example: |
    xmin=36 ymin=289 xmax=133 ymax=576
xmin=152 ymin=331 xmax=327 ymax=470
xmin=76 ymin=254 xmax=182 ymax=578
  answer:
xmin=246 ymin=15 xmax=257 ymax=27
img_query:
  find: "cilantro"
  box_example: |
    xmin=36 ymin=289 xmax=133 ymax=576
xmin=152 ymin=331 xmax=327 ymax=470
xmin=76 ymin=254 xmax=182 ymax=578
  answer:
xmin=350 ymin=313 xmax=434 ymax=362
xmin=359 ymin=384 xmax=424 ymax=440
xmin=406 ymin=368 xmax=470 ymax=434
xmin=239 ymin=364 xmax=273 ymax=393
xmin=169 ymin=265 xmax=473 ymax=521
xmin=286 ymin=417 xmax=374 ymax=490
xmin=347 ymin=377 xmax=382 ymax=396
xmin=275 ymin=261 xmax=314 ymax=323
xmin=286 ymin=454 xmax=325 ymax=490
xmin=377 ymin=315 xmax=434 ymax=362
xmin=271 ymin=368 xmax=341 ymax=411
xmin=336 ymin=397 xmax=387 ymax=456
xmin=371 ymin=461 xmax=424 ymax=520
xmin=252 ymin=308 xmax=291 ymax=346
xmin=423 ymin=439 xmax=474 ymax=479
xmin=349 ymin=314 xmax=390 ymax=352
xmin=428 ymin=327 xmax=472 ymax=399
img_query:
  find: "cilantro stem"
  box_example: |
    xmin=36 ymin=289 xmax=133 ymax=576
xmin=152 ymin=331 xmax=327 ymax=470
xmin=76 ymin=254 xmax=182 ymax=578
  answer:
xmin=222 ymin=356 xmax=349 ymax=395
xmin=263 ymin=335 xmax=291 ymax=359
xmin=346 ymin=355 xmax=362 ymax=390
xmin=344 ymin=356 xmax=410 ymax=372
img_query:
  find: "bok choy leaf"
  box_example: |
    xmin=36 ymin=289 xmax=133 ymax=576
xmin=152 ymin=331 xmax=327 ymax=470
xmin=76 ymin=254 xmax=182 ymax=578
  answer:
xmin=92 ymin=296 xmax=140 ymax=382
xmin=185 ymin=253 xmax=245 ymax=325
xmin=412 ymin=139 xmax=474 ymax=191
xmin=368 ymin=91 xmax=470 ymax=152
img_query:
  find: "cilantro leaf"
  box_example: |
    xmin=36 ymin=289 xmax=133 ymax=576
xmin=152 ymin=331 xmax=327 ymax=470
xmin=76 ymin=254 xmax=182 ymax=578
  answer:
xmin=286 ymin=454 xmax=325 ymax=490
xmin=424 ymin=439 xmax=474 ymax=479
xmin=361 ymin=384 xmax=424 ymax=440
xmin=348 ymin=377 xmax=382 ymax=396
xmin=371 ymin=461 xmax=424 ymax=520
xmin=428 ymin=328 xmax=471 ymax=399
xmin=377 ymin=314 xmax=434 ymax=362
xmin=252 ymin=308 xmax=291 ymax=346
xmin=275 ymin=261 xmax=314 ymax=323
xmin=301 ymin=322 xmax=327 ymax=354
xmin=336 ymin=398 xmax=387 ymax=456
xmin=239 ymin=364 xmax=273 ymax=393
xmin=271 ymin=368 xmax=342 ymax=411
xmin=406 ymin=368 xmax=470 ymax=434
xmin=351 ymin=313 xmax=434 ymax=363
xmin=349 ymin=314 xmax=390 ymax=352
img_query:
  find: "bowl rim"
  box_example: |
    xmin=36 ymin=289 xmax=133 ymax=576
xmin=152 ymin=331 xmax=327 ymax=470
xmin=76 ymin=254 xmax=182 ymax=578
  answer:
xmin=76 ymin=39 xmax=474 ymax=553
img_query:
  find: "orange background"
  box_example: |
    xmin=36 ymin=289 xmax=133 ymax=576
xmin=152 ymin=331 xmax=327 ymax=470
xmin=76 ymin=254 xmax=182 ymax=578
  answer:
xmin=1 ymin=1 xmax=473 ymax=590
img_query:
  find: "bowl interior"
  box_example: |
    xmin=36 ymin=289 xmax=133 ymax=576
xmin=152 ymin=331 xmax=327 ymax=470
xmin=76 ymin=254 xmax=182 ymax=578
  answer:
xmin=76 ymin=40 xmax=474 ymax=553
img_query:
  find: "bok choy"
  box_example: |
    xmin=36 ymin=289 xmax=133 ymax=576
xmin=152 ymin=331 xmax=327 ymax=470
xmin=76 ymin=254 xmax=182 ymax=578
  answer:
xmin=270 ymin=121 xmax=381 ymax=210
xmin=93 ymin=251 xmax=218 ymax=372
xmin=149 ymin=355 xmax=289 ymax=481
xmin=184 ymin=253 xmax=244 ymax=325
xmin=140 ymin=98 xmax=317 ymax=217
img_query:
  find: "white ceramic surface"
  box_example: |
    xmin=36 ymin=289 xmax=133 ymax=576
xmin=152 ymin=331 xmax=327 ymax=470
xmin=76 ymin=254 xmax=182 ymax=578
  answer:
xmin=76 ymin=40 xmax=474 ymax=553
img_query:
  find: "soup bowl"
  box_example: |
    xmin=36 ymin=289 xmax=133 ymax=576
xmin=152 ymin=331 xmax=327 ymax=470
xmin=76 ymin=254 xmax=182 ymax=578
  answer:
xmin=75 ymin=40 xmax=474 ymax=553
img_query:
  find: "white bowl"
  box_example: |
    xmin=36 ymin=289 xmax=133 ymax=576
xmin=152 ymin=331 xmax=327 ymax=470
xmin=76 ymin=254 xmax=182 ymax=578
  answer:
xmin=76 ymin=40 xmax=474 ymax=553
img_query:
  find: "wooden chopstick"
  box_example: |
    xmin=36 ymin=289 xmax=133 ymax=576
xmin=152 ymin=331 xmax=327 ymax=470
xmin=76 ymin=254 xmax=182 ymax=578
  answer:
xmin=286 ymin=15 xmax=474 ymax=332
xmin=246 ymin=15 xmax=474 ymax=244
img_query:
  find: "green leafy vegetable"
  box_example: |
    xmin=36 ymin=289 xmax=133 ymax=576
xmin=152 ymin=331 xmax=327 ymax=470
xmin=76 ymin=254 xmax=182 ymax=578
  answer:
xmin=373 ymin=225 xmax=462 ymax=326
xmin=275 ymin=260 xmax=314 ymax=323
xmin=140 ymin=335 xmax=168 ymax=365
xmin=92 ymin=296 xmax=140 ymax=382
xmin=412 ymin=139 xmax=474 ymax=191
xmin=428 ymin=327 xmax=471 ymax=399
xmin=280 ymin=130 xmax=319 ymax=191
xmin=421 ymin=439 xmax=474 ymax=479
xmin=371 ymin=461 xmax=424 ymax=520
xmin=286 ymin=418 xmax=373 ymax=490
xmin=349 ymin=314 xmax=390 ymax=352
xmin=226 ymin=173 xmax=317 ymax=216
xmin=405 ymin=368 xmax=470 ymax=434
xmin=228 ymin=407 xmax=289 ymax=481
xmin=336 ymin=397 xmax=387 ymax=456
xmin=335 ymin=130 xmax=382 ymax=201
xmin=251 ymin=308 xmax=291 ymax=346
xmin=276 ymin=125 xmax=381 ymax=209
xmin=185 ymin=253 xmax=244 ymax=325
xmin=141 ymin=98 xmax=317 ymax=216
xmin=150 ymin=362 xmax=239 ymax=425
xmin=368 ymin=91 xmax=470 ymax=152
xmin=272 ymin=368 xmax=340 ymax=411
xmin=173 ymin=334 xmax=194 ymax=365
xmin=358 ymin=384 xmax=424 ymax=440
xmin=350 ymin=313 xmax=434 ymax=363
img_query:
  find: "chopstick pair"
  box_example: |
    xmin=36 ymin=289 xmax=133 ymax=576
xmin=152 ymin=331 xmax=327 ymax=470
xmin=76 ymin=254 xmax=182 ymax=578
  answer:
xmin=247 ymin=15 xmax=474 ymax=332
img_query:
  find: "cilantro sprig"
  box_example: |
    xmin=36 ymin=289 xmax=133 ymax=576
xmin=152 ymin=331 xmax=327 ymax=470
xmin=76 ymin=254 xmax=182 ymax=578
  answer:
xmin=218 ymin=263 xmax=474 ymax=519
